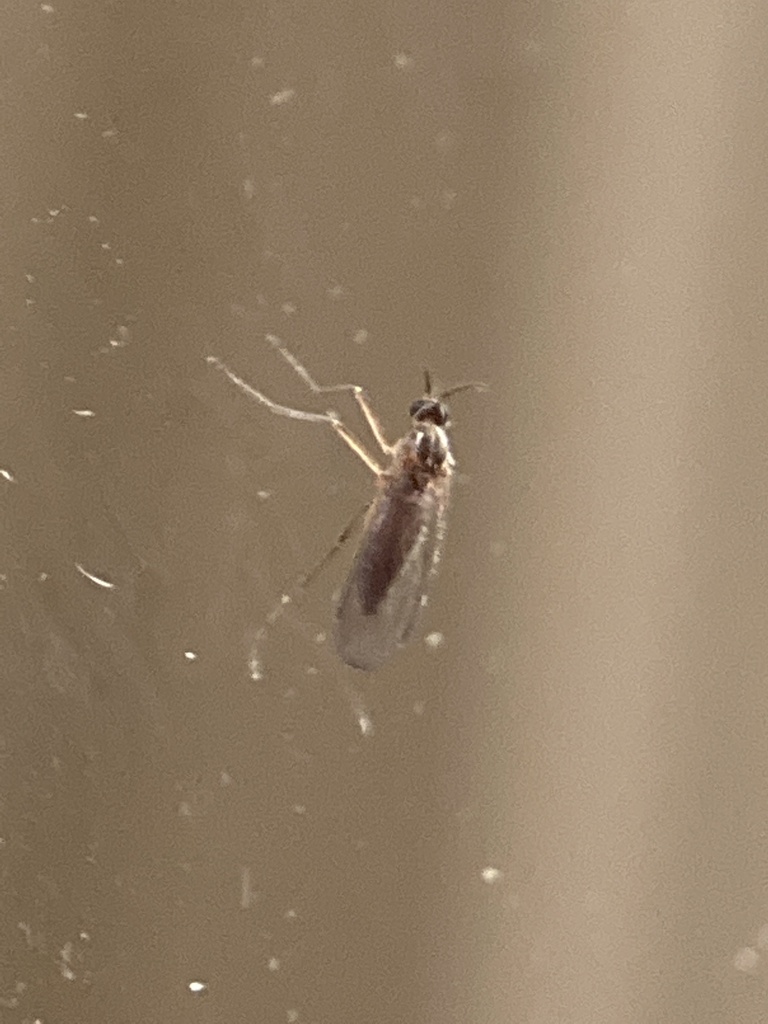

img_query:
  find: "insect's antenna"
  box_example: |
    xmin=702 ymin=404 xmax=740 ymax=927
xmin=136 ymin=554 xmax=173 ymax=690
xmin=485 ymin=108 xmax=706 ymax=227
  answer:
xmin=438 ymin=381 xmax=490 ymax=401
xmin=423 ymin=368 xmax=432 ymax=396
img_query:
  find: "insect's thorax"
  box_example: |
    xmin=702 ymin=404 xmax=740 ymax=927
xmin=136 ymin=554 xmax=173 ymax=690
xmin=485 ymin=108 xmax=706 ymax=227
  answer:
xmin=388 ymin=423 xmax=455 ymax=491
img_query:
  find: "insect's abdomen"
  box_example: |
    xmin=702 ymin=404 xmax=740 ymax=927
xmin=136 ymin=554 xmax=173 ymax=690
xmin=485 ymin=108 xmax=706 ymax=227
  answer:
xmin=333 ymin=471 xmax=449 ymax=671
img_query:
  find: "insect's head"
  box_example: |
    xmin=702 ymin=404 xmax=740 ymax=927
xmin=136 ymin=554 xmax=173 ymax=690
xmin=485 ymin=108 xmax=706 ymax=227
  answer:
xmin=410 ymin=368 xmax=489 ymax=428
xmin=409 ymin=396 xmax=450 ymax=427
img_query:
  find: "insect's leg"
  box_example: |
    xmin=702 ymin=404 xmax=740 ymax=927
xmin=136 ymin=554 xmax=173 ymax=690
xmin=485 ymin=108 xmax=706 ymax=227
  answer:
xmin=207 ymin=356 xmax=384 ymax=475
xmin=246 ymin=598 xmax=374 ymax=737
xmin=291 ymin=500 xmax=371 ymax=598
xmin=338 ymin=674 xmax=374 ymax=737
xmin=248 ymin=500 xmax=371 ymax=658
xmin=348 ymin=388 xmax=393 ymax=457
xmin=266 ymin=336 xmax=394 ymax=456
xmin=329 ymin=420 xmax=384 ymax=476
xmin=249 ymin=609 xmax=374 ymax=738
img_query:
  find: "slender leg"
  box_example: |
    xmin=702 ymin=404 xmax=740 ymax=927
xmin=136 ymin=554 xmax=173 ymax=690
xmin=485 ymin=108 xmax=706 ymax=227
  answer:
xmin=248 ymin=500 xmax=371 ymax=681
xmin=266 ymin=335 xmax=394 ymax=455
xmin=248 ymin=608 xmax=374 ymax=737
xmin=207 ymin=356 xmax=384 ymax=476
xmin=350 ymin=388 xmax=393 ymax=456
xmin=209 ymin=345 xmax=380 ymax=736
xmin=260 ymin=500 xmax=371 ymax=633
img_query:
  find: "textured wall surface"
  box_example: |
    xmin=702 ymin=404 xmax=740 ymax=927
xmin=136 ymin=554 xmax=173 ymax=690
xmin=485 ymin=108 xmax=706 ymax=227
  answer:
xmin=3 ymin=2 xmax=768 ymax=1021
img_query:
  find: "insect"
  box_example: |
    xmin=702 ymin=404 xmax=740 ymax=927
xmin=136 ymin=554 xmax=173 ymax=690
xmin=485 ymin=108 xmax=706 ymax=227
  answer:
xmin=207 ymin=340 xmax=486 ymax=671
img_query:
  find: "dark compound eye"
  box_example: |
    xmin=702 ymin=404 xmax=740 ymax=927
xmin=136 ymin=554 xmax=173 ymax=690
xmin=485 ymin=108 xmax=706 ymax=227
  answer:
xmin=409 ymin=399 xmax=448 ymax=426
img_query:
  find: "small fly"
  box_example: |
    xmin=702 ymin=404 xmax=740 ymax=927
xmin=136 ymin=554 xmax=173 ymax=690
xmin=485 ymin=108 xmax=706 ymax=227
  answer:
xmin=207 ymin=339 xmax=486 ymax=672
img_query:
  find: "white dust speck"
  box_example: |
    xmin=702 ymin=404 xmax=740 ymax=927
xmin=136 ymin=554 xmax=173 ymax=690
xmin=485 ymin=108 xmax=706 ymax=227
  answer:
xmin=257 ymin=489 xmax=272 ymax=500
xmin=0 ymin=468 xmax=16 ymax=482
xmin=270 ymin=88 xmax=295 ymax=106
xmin=188 ymin=979 xmax=208 ymax=994
xmin=183 ymin=650 xmax=197 ymax=661
xmin=424 ymin=631 xmax=444 ymax=649
xmin=357 ymin=711 xmax=374 ymax=737
xmin=481 ymin=866 xmax=502 ymax=884
xmin=249 ymin=649 xmax=263 ymax=681
xmin=287 ymin=1010 xmax=299 ymax=1023
xmin=393 ymin=52 xmax=414 ymax=69
xmin=268 ymin=957 xmax=280 ymax=972
xmin=110 ymin=324 xmax=130 ymax=347
xmin=733 ymin=946 xmax=760 ymax=973
xmin=72 ymin=408 xmax=95 ymax=418
xmin=41 ymin=3 xmax=55 ymax=12
xmin=56 ymin=941 xmax=75 ymax=981
xmin=352 ymin=328 xmax=369 ymax=345
xmin=75 ymin=563 xmax=115 ymax=589
xmin=240 ymin=865 xmax=258 ymax=908
xmin=74 ymin=111 xmax=89 ymax=121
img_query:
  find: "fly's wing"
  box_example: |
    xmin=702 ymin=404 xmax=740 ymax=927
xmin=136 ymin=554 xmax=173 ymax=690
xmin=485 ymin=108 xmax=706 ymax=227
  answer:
xmin=333 ymin=475 xmax=450 ymax=671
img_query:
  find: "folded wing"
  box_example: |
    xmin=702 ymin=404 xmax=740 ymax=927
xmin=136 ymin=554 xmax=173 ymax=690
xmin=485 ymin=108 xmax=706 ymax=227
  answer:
xmin=333 ymin=472 xmax=449 ymax=671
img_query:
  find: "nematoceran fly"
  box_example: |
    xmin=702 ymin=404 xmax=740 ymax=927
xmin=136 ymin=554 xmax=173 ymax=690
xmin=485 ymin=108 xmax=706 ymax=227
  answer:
xmin=207 ymin=339 xmax=486 ymax=672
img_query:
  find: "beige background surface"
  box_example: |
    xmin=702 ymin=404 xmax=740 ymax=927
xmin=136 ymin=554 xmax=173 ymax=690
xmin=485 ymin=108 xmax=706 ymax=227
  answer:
xmin=3 ymin=1 xmax=768 ymax=1021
